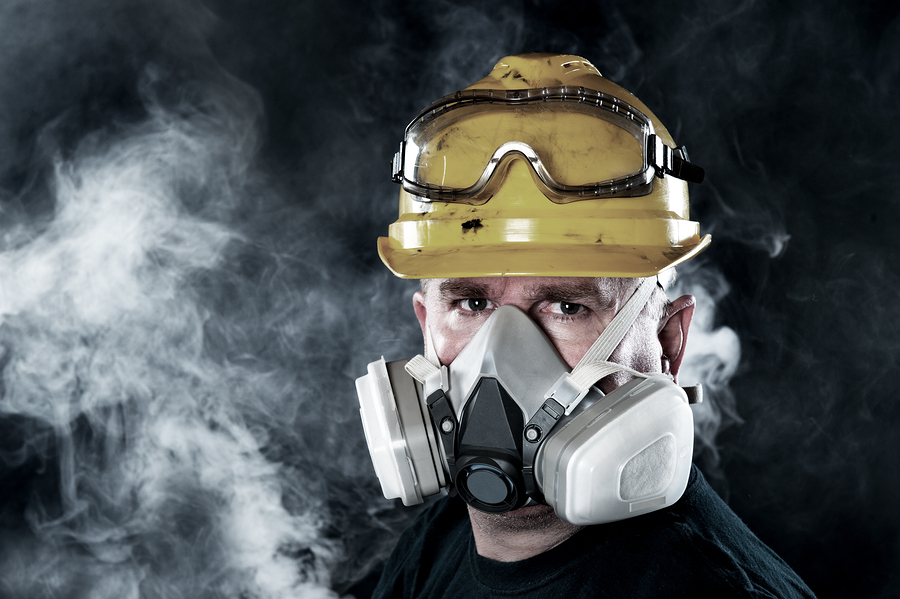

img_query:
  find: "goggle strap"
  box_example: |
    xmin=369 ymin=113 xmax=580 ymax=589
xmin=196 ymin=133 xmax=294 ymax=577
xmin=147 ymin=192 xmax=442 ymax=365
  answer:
xmin=391 ymin=143 xmax=403 ymax=183
xmin=649 ymin=135 xmax=705 ymax=184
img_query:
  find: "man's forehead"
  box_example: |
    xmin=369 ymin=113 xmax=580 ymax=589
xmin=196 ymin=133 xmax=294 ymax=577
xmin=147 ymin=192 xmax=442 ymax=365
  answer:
xmin=427 ymin=276 xmax=632 ymax=304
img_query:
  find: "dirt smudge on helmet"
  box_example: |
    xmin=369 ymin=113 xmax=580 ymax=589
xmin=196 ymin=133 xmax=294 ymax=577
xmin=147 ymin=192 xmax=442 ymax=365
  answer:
xmin=462 ymin=219 xmax=483 ymax=232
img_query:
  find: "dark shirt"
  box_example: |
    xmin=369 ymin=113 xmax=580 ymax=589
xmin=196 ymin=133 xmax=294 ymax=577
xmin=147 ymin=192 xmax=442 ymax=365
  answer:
xmin=372 ymin=466 xmax=816 ymax=598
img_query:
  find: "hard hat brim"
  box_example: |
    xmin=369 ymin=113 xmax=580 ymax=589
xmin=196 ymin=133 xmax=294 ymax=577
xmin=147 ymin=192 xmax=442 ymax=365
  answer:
xmin=377 ymin=234 xmax=711 ymax=279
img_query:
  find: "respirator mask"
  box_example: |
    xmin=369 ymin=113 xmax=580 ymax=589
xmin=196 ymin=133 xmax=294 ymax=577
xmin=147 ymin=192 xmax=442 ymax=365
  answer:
xmin=356 ymin=278 xmax=701 ymax=525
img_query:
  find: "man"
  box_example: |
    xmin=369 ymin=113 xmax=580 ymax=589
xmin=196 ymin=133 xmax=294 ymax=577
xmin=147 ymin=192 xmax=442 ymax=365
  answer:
xmin=358 ymin=54 xmax=815 ymax=597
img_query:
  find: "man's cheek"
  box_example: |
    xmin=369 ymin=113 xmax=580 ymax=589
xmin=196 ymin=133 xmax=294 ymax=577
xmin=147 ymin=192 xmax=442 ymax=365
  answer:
xmin=438 ymin=338 xmax=467 ymax=365
xmin=555 ymin=344 xmax=590 ymax=370
xmin=432 ymin=326 xmax=473 ymax=365
xmin=543 ymin=332 xmax=595 ymax=369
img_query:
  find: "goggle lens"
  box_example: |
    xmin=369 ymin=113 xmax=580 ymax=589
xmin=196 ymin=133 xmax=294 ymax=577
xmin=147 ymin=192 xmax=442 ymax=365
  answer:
xmin=407 ymin=102 xmax=646 ymax=190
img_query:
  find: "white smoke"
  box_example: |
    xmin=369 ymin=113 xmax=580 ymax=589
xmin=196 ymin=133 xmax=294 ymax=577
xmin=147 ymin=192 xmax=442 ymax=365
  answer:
xmin=0 ymin=69 xmax=339 ymax=598
xmin=671 ymin=262 xmax=743 ymax=469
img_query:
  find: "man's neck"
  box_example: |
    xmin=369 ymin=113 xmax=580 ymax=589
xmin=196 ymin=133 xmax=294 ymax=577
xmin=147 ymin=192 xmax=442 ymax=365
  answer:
xmin=467 ymin=504 xmax=583 ymax=562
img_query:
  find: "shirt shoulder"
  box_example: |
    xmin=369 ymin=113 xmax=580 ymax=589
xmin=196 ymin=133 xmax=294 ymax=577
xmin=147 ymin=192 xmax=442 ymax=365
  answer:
xmin=616 ymin=466 xmax=818 ymax=598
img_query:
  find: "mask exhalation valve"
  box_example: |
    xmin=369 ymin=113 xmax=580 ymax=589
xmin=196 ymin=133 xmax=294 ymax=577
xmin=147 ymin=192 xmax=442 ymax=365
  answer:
xmin=458 ymin=464 xmax=518 ymax=510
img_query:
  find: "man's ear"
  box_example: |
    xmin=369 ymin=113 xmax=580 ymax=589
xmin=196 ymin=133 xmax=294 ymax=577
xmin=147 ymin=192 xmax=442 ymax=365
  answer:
xmin=412 ymin=290 xmax=428 ymax=338
xmin=658 ymin=295 xmax=695 ymax=383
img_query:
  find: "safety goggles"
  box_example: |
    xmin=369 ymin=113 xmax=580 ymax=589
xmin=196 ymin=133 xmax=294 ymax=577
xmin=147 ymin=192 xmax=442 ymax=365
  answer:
xmin=392 ymin=86 xmax=704 ymax=204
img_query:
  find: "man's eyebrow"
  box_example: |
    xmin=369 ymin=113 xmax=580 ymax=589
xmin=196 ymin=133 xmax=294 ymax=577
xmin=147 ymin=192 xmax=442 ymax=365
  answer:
xmin=528 ymin=280 xmax=619 ymax=309
xmin=436 ymin=279 xmax=493 ymax=301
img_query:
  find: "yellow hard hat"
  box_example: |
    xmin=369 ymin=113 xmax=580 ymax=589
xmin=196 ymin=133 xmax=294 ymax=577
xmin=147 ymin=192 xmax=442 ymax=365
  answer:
xmin=378 ymin=53 xmax=711 ymax=279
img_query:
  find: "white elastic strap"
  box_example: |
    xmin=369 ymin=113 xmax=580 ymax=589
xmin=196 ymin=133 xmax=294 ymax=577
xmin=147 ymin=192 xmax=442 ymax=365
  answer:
xmin=568 ymin=361 xmax=650 ymax=391
xmin=424 ymin=324 xmax=440 ymax=366
xmin=550 ymin=277 xmax=657 ymax=408
xmin=572 ymin=277 xmax=656 ymax=373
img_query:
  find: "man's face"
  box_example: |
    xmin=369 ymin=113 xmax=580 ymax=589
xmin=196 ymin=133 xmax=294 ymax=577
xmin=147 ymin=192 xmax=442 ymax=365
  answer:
xmin=411 ymin=274 xmax=695 ymax=539
xmin=412 ymin=276 xmax=694 ymax=394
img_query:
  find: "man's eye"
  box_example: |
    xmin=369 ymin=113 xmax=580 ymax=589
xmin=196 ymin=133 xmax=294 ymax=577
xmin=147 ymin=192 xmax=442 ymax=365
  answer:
xmin=549 ymin=301 xmax=584 ymax=316
xmin=459 ymin=298 xmax=492 ymax=312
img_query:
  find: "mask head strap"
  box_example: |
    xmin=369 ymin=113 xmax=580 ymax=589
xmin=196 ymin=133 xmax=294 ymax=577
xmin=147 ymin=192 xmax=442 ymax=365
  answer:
xmin=424 ymin=321 xmax=440 ymax=367
xmin=545 ymin=277 xmax=658 ymax=412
